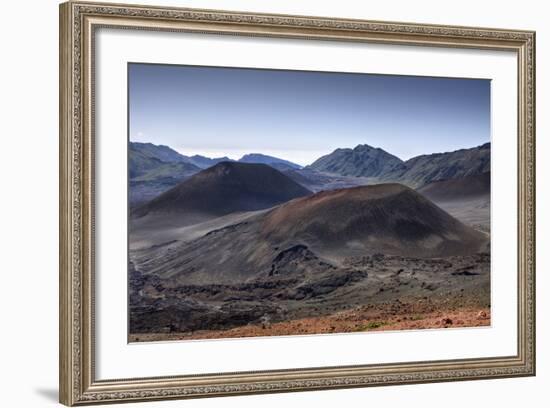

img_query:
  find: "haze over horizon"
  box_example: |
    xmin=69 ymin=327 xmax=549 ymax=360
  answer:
xmin=129 ymin=63 xmax=491 ymax=166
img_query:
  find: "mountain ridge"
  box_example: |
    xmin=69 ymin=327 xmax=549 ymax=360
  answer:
xmin=129 ymin=142 xmax=201 ymax=206
xmin=129 ymin=140 xmax=491 ymax=204
xmin=306 ymin=142 xmax=490 ymax=188
xmin=417 ymin=172 xmax=490 ymax=202
xmin=187 ymin=155 xmax=234 ymax=169
xmin=382 ymin=142 xmax=490 ymax=187
xmin=130 ymin=142 xmax=189 ymax=165
xmin=239 ymin=153 xmax=302 ymax=170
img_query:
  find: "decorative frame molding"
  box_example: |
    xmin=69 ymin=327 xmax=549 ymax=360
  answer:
xmin=59 ymin=1 xmax=536 ymax=405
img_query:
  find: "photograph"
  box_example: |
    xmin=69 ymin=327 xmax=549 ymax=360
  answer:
xmin=127 ymin=63 xmax=492 ymax=342
xmin=55 ymin=2 xmax=536 ymax=405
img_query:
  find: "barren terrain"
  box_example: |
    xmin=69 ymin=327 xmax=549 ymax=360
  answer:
xmin=129 ymin=251 xmax=490 ymax=339
xmin=130 ymin=304 xmax=490 ymax=342
xmin=128 ymin=162 xmax=491 ymax=341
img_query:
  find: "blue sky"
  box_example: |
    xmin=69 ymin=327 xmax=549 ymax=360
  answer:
xmin=129 ymin=63 xmax=490 ymax=166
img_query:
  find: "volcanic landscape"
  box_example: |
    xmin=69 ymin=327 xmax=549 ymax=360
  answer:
xmin=128 ymin=142 xmax=491 ymax=341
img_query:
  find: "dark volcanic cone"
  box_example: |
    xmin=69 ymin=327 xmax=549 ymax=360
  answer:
xmin=261 ymin=183 xmax=487 ymax=258
xmin=133 ymin=162 xmax=312 ymax=218
xmin=131 ymin=183 xmax=488 ymax=285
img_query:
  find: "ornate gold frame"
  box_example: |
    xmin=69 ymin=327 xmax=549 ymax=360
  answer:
xmin=59 ymin=1 xmax=536 ymax=405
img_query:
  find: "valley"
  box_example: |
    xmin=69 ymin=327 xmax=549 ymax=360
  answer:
xmin=127 ymin=143 xmax=491 ymax=341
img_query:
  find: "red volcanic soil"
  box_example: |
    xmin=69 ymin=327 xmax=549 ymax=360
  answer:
xmin=130 ymin=302 xmax=490 ymax=342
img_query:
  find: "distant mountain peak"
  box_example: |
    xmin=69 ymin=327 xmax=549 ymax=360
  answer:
xmin=240 ymin=153 xmax=269 ymax=160
xmin=238 ymin=153 xmax=302 ymax=170
xmin=187 ymin=155 xmax=234 ymax=169
xmin=353 ymin=143 xmax=376 ymax=151
xmin=307 ymin=144 xmax=403 ymax=178
xmin=204 ymin=160 xmax=246 ymax=173
xmin=190 ymin=154 xmax=231 ymax=160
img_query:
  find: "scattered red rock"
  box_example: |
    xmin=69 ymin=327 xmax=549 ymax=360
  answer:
xmin=130 ymin=305 xmax=491 ymax=342
xmin=477 ymin=310 xmax=488 ymax=320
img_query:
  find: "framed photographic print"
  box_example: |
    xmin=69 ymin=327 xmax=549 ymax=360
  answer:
xmin=59 ymin=1 xmax=536 ymax=405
